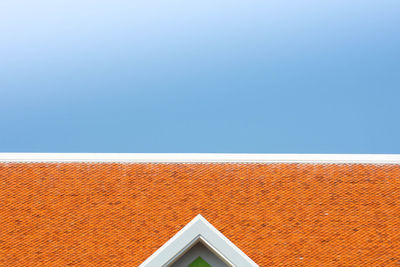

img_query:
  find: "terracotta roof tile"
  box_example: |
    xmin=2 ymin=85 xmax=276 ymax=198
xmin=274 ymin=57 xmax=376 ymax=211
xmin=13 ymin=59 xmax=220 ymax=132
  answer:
xmin=0 ymin=163 xmax=399 ymax=266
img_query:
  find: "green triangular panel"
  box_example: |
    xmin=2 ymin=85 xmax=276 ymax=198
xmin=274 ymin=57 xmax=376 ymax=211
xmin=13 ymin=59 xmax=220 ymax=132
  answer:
xmin=188 ymin=256 xmax=212 ymax=267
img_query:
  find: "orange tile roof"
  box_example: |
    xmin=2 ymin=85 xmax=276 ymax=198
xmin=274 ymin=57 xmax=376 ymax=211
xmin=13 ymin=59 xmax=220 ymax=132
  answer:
xmin=0 ymin=162 xmax=400 ymax=266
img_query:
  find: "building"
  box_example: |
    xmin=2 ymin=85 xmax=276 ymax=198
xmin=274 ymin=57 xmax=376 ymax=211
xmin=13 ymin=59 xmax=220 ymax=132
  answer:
xmin=0 ymin=153 xmax=399 ymax=266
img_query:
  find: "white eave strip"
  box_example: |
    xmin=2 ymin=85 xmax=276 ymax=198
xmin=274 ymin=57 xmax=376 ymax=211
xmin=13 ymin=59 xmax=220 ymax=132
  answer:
xmin=0 ymin=153 xmax=399 ymax=164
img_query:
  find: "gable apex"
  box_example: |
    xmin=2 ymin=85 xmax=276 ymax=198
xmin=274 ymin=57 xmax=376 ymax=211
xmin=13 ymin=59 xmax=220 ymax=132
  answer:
xmin=140 ymin=214 xmax=258 ymax=267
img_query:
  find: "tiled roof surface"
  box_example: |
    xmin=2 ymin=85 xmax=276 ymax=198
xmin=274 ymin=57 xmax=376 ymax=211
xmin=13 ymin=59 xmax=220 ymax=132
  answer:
xmin=0 ymin=163 xmax=399 ymax=266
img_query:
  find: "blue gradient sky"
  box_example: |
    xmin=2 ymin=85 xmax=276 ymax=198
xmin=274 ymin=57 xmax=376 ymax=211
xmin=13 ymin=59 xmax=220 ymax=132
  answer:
xmin=1 ymin=1 xmax=399 ymax=153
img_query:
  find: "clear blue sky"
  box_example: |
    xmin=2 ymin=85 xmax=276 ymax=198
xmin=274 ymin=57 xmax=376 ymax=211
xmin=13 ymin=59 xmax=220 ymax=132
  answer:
xmin=1 ymin=1 xmax=399 ymax=153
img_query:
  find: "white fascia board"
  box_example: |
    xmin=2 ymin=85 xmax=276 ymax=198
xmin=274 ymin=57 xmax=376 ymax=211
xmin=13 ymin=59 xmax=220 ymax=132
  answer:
xmin=140 ymin=214 xmax=258 ymax=267
xmin=0 ymin=153 xmax=399 ymax=164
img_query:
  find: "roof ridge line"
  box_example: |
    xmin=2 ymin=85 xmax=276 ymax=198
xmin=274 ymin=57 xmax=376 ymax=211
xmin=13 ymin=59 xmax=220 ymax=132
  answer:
xmin=0 ymin=153 xmax=399 ymax=164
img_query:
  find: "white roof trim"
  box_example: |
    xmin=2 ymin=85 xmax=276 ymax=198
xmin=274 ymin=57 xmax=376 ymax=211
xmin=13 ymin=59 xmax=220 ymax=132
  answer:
xmin=140 ymin=214 xmax=258 ymax=267
xmin=0 ymin=153 xmax=399 ymax=164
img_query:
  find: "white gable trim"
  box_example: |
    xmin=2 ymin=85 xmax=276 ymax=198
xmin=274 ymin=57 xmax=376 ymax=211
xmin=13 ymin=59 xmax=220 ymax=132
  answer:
xmin=0 ymin=153 xmax=399 ymax=164
xmin=140 ymin=214 xmax=258 ymax=267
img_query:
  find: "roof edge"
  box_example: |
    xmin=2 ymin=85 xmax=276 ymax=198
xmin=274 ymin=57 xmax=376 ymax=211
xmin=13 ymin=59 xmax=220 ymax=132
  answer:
xmin=0 ymin=153 xmax=399 ymax=164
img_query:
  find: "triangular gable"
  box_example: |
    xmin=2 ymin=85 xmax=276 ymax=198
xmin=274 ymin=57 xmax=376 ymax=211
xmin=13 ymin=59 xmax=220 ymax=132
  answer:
xmin=140 ymin=214 xmax=258 ymax=266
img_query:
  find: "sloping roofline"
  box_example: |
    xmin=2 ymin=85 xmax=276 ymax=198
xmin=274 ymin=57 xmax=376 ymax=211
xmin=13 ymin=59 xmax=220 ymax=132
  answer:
xmin=0 ymin=153 xmax=399 ymax=164
xmin=140 ymin=214 xmax=258 ymax=267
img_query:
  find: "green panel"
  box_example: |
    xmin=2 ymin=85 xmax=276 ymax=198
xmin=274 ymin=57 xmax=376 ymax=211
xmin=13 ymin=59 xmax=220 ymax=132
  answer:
xmin=188 ymin=256 xmax=212 ymax=267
